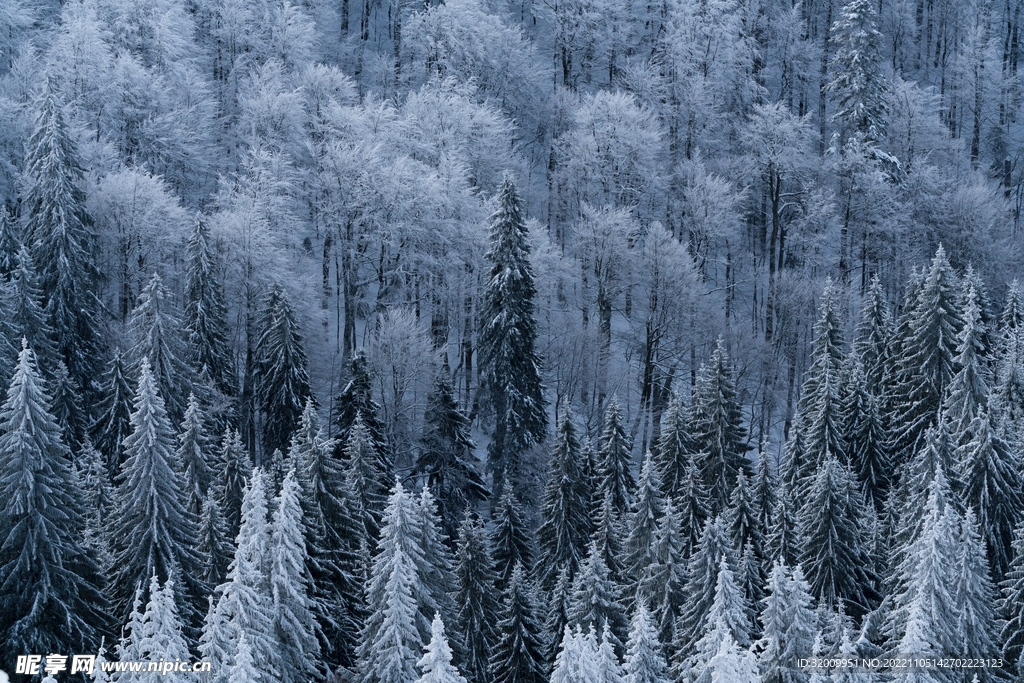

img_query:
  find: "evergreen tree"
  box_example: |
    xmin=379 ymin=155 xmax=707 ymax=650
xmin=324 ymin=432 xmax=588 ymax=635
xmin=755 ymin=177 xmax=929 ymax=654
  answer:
xmin=415 ymin=485 xmax=461 ymax=650
xmin=957 ymin=411 xmax=1024 ymax=579
xmin=0 ymin=206 xmax=20 ymax=280
xmin=689 ymin=340 xmax=751 ymax=512
xmin=568 ymin=540 xmax=628 ymax=651
xmin=333 ymin=348 xmax=388 ymax=451
xmin=51 ymin=359 xmax=85 ymax=455
xmin=179 ymin=393 xmax=215 ymax=519
xmin=623 ymin=451 xmax=663 ymax=586
xmin=951 ymin=509 xmax=1001 ymax=678
xmin=228 ymin=633 xmax=261 ymax=683
xmin=0 ymin=342 xmax=108 ymax=656
xmin=108 ymin=358 xmax=205 ymax=629
xmin=185 ymin=215 xmax=235 ymax=398
xmin=755 ymin=562 xmax=816 ymax=683
xmin=655 ymin=393 xmax=694 ymax=502
xmin=550 ymin=626 xmax=597 ymax=683
xmin=537 ymin=411 xmax=593 ymax=590
xmin=455 ymin=514 xmax=501 ymax=683
xmin=5 ymin=246 xmax=54 ymax=374
xmin=767 ymin=490 xmax=801 ymax=568
xmin=623 ymin=602 xmax=670 ymax=683
xmin=491 ymin=480 xmax=534 ymax=590
xmin=196 ymin=493 xmax=231 ymax=589
xmin=943 ymin=283 xmax=991 ymax=446
xmin=418 ymin=614 xmax=470 ymax=683
xmin=827 ymin=0 xmax=888 ymax=141
xmin=544 ymin=564 xmax=574 ymax=667
xmin=489 ymin=563 xmax=546 ymax=683
xmin=22 ymin=83 xmax=103 ymax=393
xmin=253 ymin=283 xmax=311 ymax=457
xmin=839 ymin=353 xmax=889 ymax=511
xmin=130 ymin=575 xmax=193 ymax=683
xmin=1000 ymin=520 xmax=1024 ymax=675
xmin=753 ymin=451 xmax=777 ymax=548
xmin=270 ymin=469 xmax=322 ymax=683
xmin=726 ymin=472 xmax=765 ymax=577
xmin=415 ymin=373 xmax=489 ymax=541
xmin=891 ymin=423 xmax=958 ymax=558
xmin=591 ymin=490 xmax=626 ymax=585
xmin=677 ymin=460 xmax=712 ymax=559
xmin=92 ymin=349 xmax=135 ymax=481
xmin=854 ymin=274 xmax=891 ymax=395
xmin=799 ymin=281 xmax=847 ymax=420
xmin=993 ymin=281 xmax=1024 ymax=436
xmin=638 ymin=498 xmax=688 ymax=642
xmin=707 ymin=634 xmax=760 ymax=683
xmin=218 ymin=428 xmax=249 ymax=541
xmin=595 ymin=624 xmax=626 ymax=683
xmin=344 ymin=414 xmax=391 ymax=543
xmin=673 ymin=516 xmax=737 ymax=657
xmin=597 ymin=396 xmax=636 ymax=517
xmin=478 ymin=174 xmax=548 ymax=497
xmin=677 ymin=559 xmax=754 ymax=682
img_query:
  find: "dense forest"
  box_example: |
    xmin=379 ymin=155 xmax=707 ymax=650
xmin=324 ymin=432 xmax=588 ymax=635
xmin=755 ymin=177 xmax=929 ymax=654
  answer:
xmin=3 ymin=0 xmax=1024 ymax=680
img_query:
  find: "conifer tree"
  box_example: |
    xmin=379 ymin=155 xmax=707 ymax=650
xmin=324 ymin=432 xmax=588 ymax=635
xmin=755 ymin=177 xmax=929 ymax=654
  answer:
xmin=415 ymin=485 xmax=461 ymax=649
xmin=537 ymin=411 xmax=593 ymax=590
xmin=839 ymin=353 xmax=889 ymax=510
xmin=993 ymin=281 xmax=1024 ymax=435
xmin=253 ymin=283 xmax=312 ymax=457
xmin=22 ymin=83 xmax=103 ymax=393
xmin=654 ymin=393 xmax=694 ymax=501
xmin=726 ymin=472 xmax=765 ymax=575
xmin=491 ymin=480 xmax=534 ymax=590
xmin=800 ymin=282 xmax=847 ymax=419
xmin=689 ymin=340 xmax=751 ymax=512
xmin=197 ymin=493 xmax=231 ymax=588
xmin=677 ymin=559 xmax=754 ymax=682
xmin=416 ymin=373 xmax=489 ymax=541
xmin=707 ymin=634 xmax=760 ymax=683
xmin=478 ymin=174 xmax=548 ymax=497
xmin=333 ymin=348 xmax=388 ymax=450
xmin=544 ymin=564 xmax=574 ymax=666
xmin=270 ymin=469 xmax=321 ymax=683
xmin=185 ymin=215 xmax=235 ymax=398
xmin=489 ymin=563 xmax=546 ymax=683
xmin=550 ymin=626 xmax=597 ymax=683
xmin=130 ymin=575 xmax=193 ymax=683
xmin=891 ymin=423 xmax=958 ymax=558
xmin=624 ymin=451 xmax=663 ymax=586
xmin=228 ymin=633 xmax=261 ymax=683
xmin=5 ymin=246 xmax=54 ymax=374
xmin=1000 ymin=520 xmax=1024 ymax=675
xmin=179 ymin=393 xmax=215 ymax=518
xmin=109 ymin=358 xmax=205 ymax=628
xmin=673 ymin=516 xmax=738 ymax=657
xmin=753 ymin=451 xmax=776 ymax=544
xmin=591 ymin=490 xmax=626 ymax=584
xmin=568 ymin=540 xmax=628 ymax=651
xmin=595 ymin=624 xmax=625 ymax=683
xmin=344 ymin=414 xmax=391 ymax=543
xmin=0 ymin=206 xmax=19 ymax=280
xmin=128 ymin=273 xmax=193 ymax=425
xmin=51 ymin=359 xmax=85 ymax=455
xmin=755 ymin=562 xmax=816 ymax=683
xmin=0 ymin=342 xmax=108 ymax=656
xmin=455 ymin=514 xmax=500 ymax=683
xmin=854 ymin=274 xmax=891 ymax=394
xmin=217 ymin=428 xmax=249 ymax=541
xmin=92 ymin=349 xmax=135 ymax=481
xmin=767 ymin=491 xmax=801 ymax=568
xmin=943 ymin=283 xmax=991 ymax=446
xmin=827 ymin=0 xmax=888 ymax=141
xmin=951 ymin=509 xmax=1001 ymax=675
xmin=623 ymin=602 xmax=670 ymax=683
xmin=597 ymin=396 xmax=636 ymax=517
xmin=638 ymin=498 xmax=687 ymax=642
xmin=418 ymin=614 xmax=470 ymax=683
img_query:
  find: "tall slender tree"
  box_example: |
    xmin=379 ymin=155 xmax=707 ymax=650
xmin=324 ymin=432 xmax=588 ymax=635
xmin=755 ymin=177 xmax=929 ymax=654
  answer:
xmin=596 ymin=396 xmax=635 ymax=517
xmin=455 ymin=514 xmax=500 ymax=683
xmin=92 ymin=349 xmax=135 ymax=481
xmin=488 ymin=563 xmax=546 ymax=683
xmin=491 ymin=481 xmax=534 ymax=590
xmin=184 ymin=215 xmax=235 ymax=398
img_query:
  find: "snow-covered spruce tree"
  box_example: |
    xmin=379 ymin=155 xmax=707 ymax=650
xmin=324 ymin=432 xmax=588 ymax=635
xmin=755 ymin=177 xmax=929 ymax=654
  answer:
xmin=415 ymin=485 xmax=461 ymax=650
xmin=358 ymin=481 xmax=431 ymax=681
xmin=128 ymin=273 xmax=193 ymax=425
xmin=478 ymin=174 xmax=548 ymax=499
xmin=179 ymin=393 xmax=215 ymax=518
xmin=0 ymin=342 xmax=108 ymax=656
xmin=890 ymin=423 xmax=958 ymax=558
xmin=197 ymin=493 xmax=231 ymax=588
xmin=797 ymin=456 xmax=877 ymax=617
xmin=253 ymin=283 xmax=311 ymax=457
xmin=595 ymin=624 xmax=625 ymax=683
xmin=839 ymin=353 xmax=889 ymax=511
xmin=854 ymin=274 xmax=892 ymax=395
xmin=51 ymin=359 xmax=85 ymax=455
xmin=755 ymin=562 xmax=816 ymax=683
xmin=676 ymin=459 xmax=712 ymax=559
xmin=672 ymin=516 xmax=738 ymax=658
xmin=126 ymin=575 xmax=193 ymax=683
xmin=228 ymin=633 xmax=260 ymax=683
xmin=753 ymin=451 xmax=776 ymax=546
xmin=957 ymin=411 xmax=1024 ymax=579
xmin=689 ymin=339 xmax=751 ymax=512
xmin=707 ymin=634 xmax=760 ymax=683
xmin=591 ymin=490 xmax=627 ymax=585
xmin=568 ymin=540 xmax=628 ymax=651
xmin=623 ymin=451 xmax=663 ymax=588
xmin=271 ymin=469 xmax=322 ymax=683
xmin=655 ymin=393 xmax=695 ymax=502
xmin=22 ymin=82 xmax=103 ymax=394
xmin=185 ymin=215 xmax=235 ymax=398
xmin=491 ymin=480 xmax=534 ymax=590
xmin=344 ymin=413 xmax=391 ymax=543
xmin=638 ymin=498 xmax=687 ymax=643
xmin=726 ymin=472 xmax=765 ymax=582
xmin=455 ymin=513 xmax=500 ymax=683
xmin=5 ymin=245 xmax=54 ymax=375
xmin=489 ymin=562 xmax=546 ymax=683
xmin=597 ymin=396 xmax=636 ymax=518
xmin=418 ymin=614 xmax=470 ymax=683
xmin=0 ymin=206 xmax=19 ymax=280
xmin=993 ymin=281 xmax=1024 ymax=435
xmin=217 ymin=428 xmax=249 ymax=541
xmin=943 ymin=283 xmax=991 ymax=447
xmin=415 ymin=373 xmax=489 ymax=541
xmin=623 ymin=602 xmax=670 ymax=683
xmin=767 ymin=489 xmax=801 ymax=568
xmin=951 ymin=509 xmax=1001 ymax=679
xmin=799 ymin=281 xmax=846 ymax=420
xmin=544 ymin=564 xmax=574 ymax=666
xmin=92 ymin=349 xmax=135 ymax=480
xmin=827 ymin=0 xmax=888 ymax=142
xmin=537 ymin=410 xmax=593 ymax=590
xmin=333 ymin=348 xmax=388 ymax=452
xmin=109 ymin=358 xmax=205 ymax=629
xmin=1001 ymin=520 xmax=1024 ymax=675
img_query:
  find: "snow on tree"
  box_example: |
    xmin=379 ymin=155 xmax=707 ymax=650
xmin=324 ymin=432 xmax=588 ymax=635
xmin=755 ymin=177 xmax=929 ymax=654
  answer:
xmin=333 ymin=349 xmax=389 ymax=453
xmin=839 ymin=353 xmax=889 ymax=511
xmin=4 ymin=245 xmax=55 ymax=376
xmin=638 ymin=498 xmax=687 ymax=643
xmin=0 ymin=206 xmax=19 ymax=280
xmin=591 ymin=490 xmax=627 ymax=585
xmin=415 ymin=373 xmax=489 ymax=541
xmin=950 ymin=509 xmax=1000 ymax=677
xmin=1000 ymin=519 xmax=1024 ymax=675
xmin=128 ymin=273 xmax=193 ymax=425
xmin=92 ymin=349 xmax=135 ymax=481
xmin=455 ymin=513 xmax=500 ymax=683
xmin=109 ymin=358 xmax=205 ymax=629
xmin=767 ymin=490 xmax=801 ymax=569
xmin=596 ymin=396 xmax=636 ymax=518
xmin=417 ymin=614 xmax=470 ymax=683
xmin=654 ymin=393 xmax=695 ymax=502
xmin=549 ymin=626 xmax=598 ymax=683
xmin=179 ymin=393 xmax=215 ymax=518
xmin=677 ymin=459 xmax=712 ymax=559
xmin=127 ymin=575 xmax=193 ymax=683
xmin=854 ymin=274 xmax=892 ymax=395
xmin=672 ymin=516 xmax=738 ymax=659
xmin=827 ymin=0 xmax=888 ymax=141
xmin=755 ymin=562 xmax=816 ymax=683
xmin=689 ymin=339 xmax=751 ymax=512
xmin=726 ymin=472 xmax=765 ymax=591
xmin=51 ymin=359 xmax=85 ymax=455
xmin=537 ymin=410 xmax=593 ymax=590
xmin=270 ymin=468 xmax=321 ymax=683
xmin=753 ymin=450 xmax=776 ymax=548
xmin=491 ymin=480 xmax=534 ymax=590
xmin=415 ymin=485 xmax=462 ymax=650
xmin=943 ymin=282 xmax=991 ymax=447
xmin=185 ymin=215 xmax=235 ymax=398
xmin=22 ymin=82 xmax=103 ymax=393
xmin=800 ymin=281 xmax=847 ymax=421
xmin=489 ymin=563 xmax=546 ymax=683
xmin=623 ymin=602 xmax=669 ymax=683
xmin=624 ymin=451 xmax=663 ymax=587
xmin=707 ymin=633 xmax=760 ymax=683
xmin=228 ymin=633 xmax=261 ymax=683
xmin=0 ymin=341 xmax=108 ymax=657
xmin=568 ymin=540 xmax=628 ymax=651
xmin=478 ymin=174 xmax=548 ymax=498
xmin=217 ymin=428 xmax=249 ymax=541
xmin=197 ymin=493 xmax=231 ymax=589
xmin=344 ymin=413 xmax=391 ymax=543
xmin=890 ymin=423 xmax=958 ymax=559
xmin=594 ymin=623 xmax=625 ymax=683
xmin=544 ymin=563 xmax=574 ymax=666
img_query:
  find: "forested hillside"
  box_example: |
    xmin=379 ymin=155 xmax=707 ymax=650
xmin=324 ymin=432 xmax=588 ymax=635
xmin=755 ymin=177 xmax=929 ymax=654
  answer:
xmin=2 ymin=0 xmax=1024 ymax=679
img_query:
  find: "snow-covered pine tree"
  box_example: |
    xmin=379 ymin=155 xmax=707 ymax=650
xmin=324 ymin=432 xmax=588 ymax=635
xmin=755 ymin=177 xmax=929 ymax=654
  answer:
xmin=1000 ymin=520 xmax=1024 ymax=675
xmin=51 ymin=359 xmax=85 ymax=455
xmin=755 ymin=562 xmax=816 ymax=683
xmin=797 ymin=456 xmax=877 ymax=617
xmin=753 ymin=450 xmax=776 ymax=549
xmin=455 ymin=513 xmax=500 ymax=683
xmin=596 ymin=396 xmax=636 ymax=518
xmin=253 ymin=283 xmax=311 ymax=457
xmin=672 ymin=516 xmax=738 ymax=658
xmin=270 ymin=468 xmax=321 ymax=683
xmin=92 ymin=349 xmax=135 ymax=481
xmin=130 ymin=575 xmax=193 ymax=683
xmin=489 ymin=563 xmax=546 ymax=683
xmin=890 ymin=423 xmax=958 ymax=559
xmin=217 ymin=428 xmax=249 ymax=541
xmin=677 ymin=459 xmax=712 ymax=559
xmin=344 ymin=413 xmax=391 ymax=543
xmin=537 ymin=410 xmax=593 ymax=590
xmin=333 ymin=348 xmax=388 ymax=452
xmin=228 ymin=633 xmax=260 ymax=683
xmin=594 ymin=624 xmax=625 ymax=683
xmin=993 ymin=281 xmax=1024 ymax=436
xmin=707 ymin=633 xmax=760 ymax=683
xmin=854 ymin=274 xmax=892 ymax=395
xmin=109 ymin=358 xmax=205 ymax=630
xmin=591 ymin=490 xmax=626 ymax=585
xmin=128 ymin=273 xmax=193 ymax=425
xmin=623 ymin=451 xmax=663 ymax=588
xmin=767 ymin=490 xmax=801 ymax=568
xmin=799 ymin=281 xmax=847 ymax=420
xmin=0 ymin=206 xmax=19 ymax=280
xmin=491 ymin=480 xmax=534 ymax=590
xmin=549 ymin=626 xmax=592 ymax=683
xmin=839 ymin=353 xmax=889 ymax=511
xmin=568 ymin=540 xmax=628 ymax=651
xmin=197 ymin=493 xmax=231 ymax=588
xmin=22 ymin=82 xmax=103 ymax=394
xmin=827 ymin=0 xmax=888 ymax=142
xmin=654 ymin=393 xmax=694 ymax=502
xmin=417 ymin=614 xmax=470 ymax=683
xmin=638 ymin=498 xmax=687 ymax=643
xmin=957 ymin=410 xmax=1024 ymax=579
xmin=943 ymin=282 xmax=991 ymax=447
xmin=780 ymin=411 xmax=808 ymax=492
xmin=179 ymin=393 xmax=215 ymax=518
xmin=0 ymin=341 xmax=108 ymax=656
xmin=623 ymin=602 xmax=669 ymax=683
xmin=726 ymin=472 xmax=765 ymax=587
xmin=689 ymin=339 xmax=751 ymax=512
xmin=5 ymin=245 xmax=55 ymax=375
xmin=415 ymin=485 xmax=461 ymax=650
xmin=544 ymin=564 xmax=574 ymax=667
xmin=185 ymin=215 xmax=235 ymax=398
xmin=951 ymin=509 xmax=1001 ymax=680
xmin=478 ymin=174 xmax=548 ymax=498
xmin=415 ymin=373 xmax=489 ymax=541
